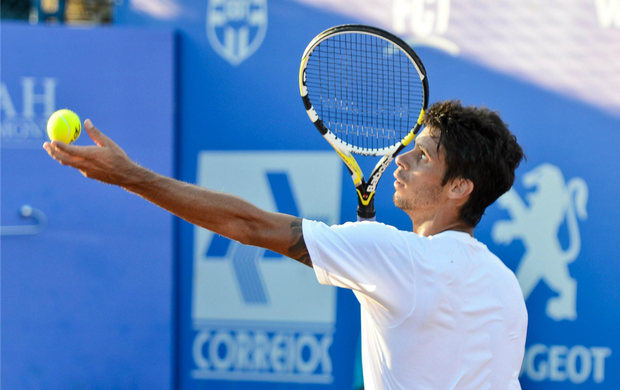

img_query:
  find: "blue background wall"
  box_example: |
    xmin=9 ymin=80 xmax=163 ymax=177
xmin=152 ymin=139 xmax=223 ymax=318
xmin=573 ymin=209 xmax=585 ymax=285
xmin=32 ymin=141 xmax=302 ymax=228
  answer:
xmin=1 ymin=24 xmax=176 ymax=388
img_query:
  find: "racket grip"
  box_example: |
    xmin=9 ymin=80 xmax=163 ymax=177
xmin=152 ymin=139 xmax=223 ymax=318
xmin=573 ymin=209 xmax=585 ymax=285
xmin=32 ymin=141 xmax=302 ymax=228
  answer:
xmin=357 ymin=214 xmax=376 ymax=222
xmin=357 ymin=204 xmax=376 ymax=221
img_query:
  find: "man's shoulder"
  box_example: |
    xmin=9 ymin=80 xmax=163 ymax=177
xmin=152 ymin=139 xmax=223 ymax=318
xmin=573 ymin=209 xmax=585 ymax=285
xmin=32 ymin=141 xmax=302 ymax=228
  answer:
xmin=313 ymin=220 xmax=418 ymax=240
xmin=304 ymin=219 xmax=439 ymax=256
xmin=308 ymin=219 xmax=403 ymax=232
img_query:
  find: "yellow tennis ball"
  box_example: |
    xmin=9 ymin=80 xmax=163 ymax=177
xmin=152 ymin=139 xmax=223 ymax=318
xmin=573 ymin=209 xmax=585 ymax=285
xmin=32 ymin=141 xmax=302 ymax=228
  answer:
xmin=47 ymin=109 xmax=81 ymax=143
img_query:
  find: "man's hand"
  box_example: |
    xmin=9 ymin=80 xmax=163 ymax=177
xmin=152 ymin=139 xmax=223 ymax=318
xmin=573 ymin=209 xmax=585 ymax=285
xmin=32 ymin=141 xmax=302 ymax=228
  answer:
xmin=43 ymin=119 xmax=139 ymax=186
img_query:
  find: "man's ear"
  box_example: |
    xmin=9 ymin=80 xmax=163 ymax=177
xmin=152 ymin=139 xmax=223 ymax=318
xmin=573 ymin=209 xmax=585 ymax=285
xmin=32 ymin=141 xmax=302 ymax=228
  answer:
xmin=448 ymin=177 xmax=474 ymax=203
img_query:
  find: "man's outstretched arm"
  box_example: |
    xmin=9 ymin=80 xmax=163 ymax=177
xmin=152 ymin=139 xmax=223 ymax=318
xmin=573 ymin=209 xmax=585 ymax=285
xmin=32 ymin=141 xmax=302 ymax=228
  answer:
xmin=43 ymin=119 xmax=313 ymax=268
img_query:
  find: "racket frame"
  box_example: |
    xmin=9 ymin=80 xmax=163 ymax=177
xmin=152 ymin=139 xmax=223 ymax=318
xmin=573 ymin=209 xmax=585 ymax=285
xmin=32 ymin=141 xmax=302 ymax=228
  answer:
xmin=299 ymin=24 xmax=429 ymax=219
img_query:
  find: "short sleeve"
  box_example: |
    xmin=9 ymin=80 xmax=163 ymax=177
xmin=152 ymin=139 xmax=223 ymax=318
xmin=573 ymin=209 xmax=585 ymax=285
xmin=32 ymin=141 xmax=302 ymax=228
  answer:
xmin=303 ymin=219 xmax=425 ymax=324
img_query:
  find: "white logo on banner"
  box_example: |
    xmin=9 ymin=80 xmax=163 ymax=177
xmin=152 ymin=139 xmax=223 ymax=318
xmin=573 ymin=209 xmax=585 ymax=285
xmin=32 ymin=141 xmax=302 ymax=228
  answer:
xmin=0 ymin=78 xmax=57 ymax=148
xmin=206 ymin=0 xmax=268 ymax=66
xmin=392 ymin=0 xmax=459 ymax=55
xmin=520 ymin=344 xmax=612 ymax=384
xmin=492 ymin=163 xmax=588 ymax=321
xmin=191 ymin=152 xmax=341 ymax=383
xmin=595 ymin=0 xmax=620 ymax=28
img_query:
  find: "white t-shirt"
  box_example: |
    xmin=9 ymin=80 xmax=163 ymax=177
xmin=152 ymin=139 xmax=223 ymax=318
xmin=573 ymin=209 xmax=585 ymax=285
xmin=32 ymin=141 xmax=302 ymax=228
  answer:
xmin=302 ymin=219 xmax=527 ymax=390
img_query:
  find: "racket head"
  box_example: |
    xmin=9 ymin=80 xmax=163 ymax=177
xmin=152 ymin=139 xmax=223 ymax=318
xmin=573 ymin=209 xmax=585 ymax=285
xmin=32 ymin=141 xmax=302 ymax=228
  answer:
xmin=300 ymin=24 xmax=429 ymax=156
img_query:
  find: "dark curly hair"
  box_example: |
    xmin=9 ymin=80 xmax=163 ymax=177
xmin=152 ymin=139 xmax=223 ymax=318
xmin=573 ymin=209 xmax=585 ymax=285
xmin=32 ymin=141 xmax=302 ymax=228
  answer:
xmin=422 ymin=100 xmax=525 ymax=227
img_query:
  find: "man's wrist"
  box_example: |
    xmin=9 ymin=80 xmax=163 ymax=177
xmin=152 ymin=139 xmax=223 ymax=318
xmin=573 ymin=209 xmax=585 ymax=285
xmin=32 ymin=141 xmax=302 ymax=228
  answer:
xmin=120 ymin=162 xmax=158 ymax=191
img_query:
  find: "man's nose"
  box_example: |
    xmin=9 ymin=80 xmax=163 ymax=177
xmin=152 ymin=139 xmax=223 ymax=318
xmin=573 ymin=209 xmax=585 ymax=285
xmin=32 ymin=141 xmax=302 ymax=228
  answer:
xmin=395 ymin=149 xmax=414 ymax=169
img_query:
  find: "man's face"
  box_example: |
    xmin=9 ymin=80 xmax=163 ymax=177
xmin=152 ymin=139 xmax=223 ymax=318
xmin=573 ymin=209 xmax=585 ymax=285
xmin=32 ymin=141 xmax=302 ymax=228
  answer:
xmin=393 ymin=127 xmax=448 ymax=213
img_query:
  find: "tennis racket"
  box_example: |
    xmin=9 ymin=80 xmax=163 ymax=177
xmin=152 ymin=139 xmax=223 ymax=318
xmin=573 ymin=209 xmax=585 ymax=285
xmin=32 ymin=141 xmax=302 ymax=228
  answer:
xmin=299 ymin=24 xmax=429 ymax=220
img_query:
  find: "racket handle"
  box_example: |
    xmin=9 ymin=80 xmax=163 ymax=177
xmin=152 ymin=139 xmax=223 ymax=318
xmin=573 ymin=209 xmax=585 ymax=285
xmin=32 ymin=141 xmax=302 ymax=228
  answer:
xmin=357 ymin=213 xmax=376 ymax=222
xmin=357 ymin=204 xmax=376 ymax=221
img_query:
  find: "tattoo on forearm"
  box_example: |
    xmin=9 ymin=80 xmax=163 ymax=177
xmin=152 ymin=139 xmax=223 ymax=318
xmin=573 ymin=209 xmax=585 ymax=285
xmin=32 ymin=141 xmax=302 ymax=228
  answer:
xmin=288 ymin=218 xmax=313 ymax=268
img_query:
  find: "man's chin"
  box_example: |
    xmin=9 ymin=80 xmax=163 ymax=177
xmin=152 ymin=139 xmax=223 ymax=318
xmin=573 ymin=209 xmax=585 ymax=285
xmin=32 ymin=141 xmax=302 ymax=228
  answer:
xmin=393 ymin=193 xmax=413 ymax=211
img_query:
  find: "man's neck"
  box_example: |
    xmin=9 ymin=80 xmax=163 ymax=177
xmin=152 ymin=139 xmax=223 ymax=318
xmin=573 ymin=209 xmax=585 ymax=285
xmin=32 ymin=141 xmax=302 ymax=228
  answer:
xmin=410 ymin=213 xmax=474 ymax=237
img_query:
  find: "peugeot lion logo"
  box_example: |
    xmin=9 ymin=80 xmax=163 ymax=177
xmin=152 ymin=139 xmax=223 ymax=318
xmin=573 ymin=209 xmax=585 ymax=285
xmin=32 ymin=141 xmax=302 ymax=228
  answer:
xmin=206 ymin=0 xmax=268 ymax=66
xmin=492 ymin=163 xmax=588 ymax=321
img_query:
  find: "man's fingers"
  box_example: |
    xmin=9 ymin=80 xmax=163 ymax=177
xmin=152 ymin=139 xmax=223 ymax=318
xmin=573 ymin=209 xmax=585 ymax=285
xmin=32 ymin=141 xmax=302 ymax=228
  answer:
xmin=44 ymin=142 xmax=85 ymax=167
xmin=47 ymin=143 xmax=84 ymax=165
xmin=51 ymin=139 xmax=90 ymax=157
xmin=85 ymin=119 xmax=113 ymax=147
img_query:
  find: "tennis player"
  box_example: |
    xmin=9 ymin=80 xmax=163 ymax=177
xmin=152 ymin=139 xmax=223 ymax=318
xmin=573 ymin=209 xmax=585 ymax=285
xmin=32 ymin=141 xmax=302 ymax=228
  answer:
xmin=44 ymin=100 xmax=527 ymax=390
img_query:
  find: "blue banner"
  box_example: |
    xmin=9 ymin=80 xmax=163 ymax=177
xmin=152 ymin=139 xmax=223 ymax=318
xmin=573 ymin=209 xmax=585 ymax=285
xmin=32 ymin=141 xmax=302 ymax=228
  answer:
xmin=1 ymin=23 xmax=176 ymax=389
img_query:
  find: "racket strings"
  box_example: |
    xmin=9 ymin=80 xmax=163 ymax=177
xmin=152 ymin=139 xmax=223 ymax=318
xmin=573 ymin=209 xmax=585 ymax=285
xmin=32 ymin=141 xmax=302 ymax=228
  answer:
xmin=306 ymin=32 xmax=424 ymax=152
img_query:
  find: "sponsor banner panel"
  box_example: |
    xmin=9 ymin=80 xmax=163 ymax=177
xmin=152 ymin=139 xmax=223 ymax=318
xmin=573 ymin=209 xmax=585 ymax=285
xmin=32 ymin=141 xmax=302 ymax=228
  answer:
xmin=485 ymin=163 xmax=617 ymax=387
xmin=192 ymin=152 xmax=341 ymax=385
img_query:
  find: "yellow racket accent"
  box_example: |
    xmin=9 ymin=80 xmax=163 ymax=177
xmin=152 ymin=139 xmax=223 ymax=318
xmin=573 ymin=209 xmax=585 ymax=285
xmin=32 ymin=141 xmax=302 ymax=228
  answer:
xmin=333 ymin=147 xmax=363 ymax=187
xmin=402 ymin=130 xmax=416 ymax=147
xmin=356 ymin=190 xmax=375 ymax=206
xmin=402 ymin=109 xmax=426 ymax=146
xmin=417 ymin=108 xmax=426 ymax=125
